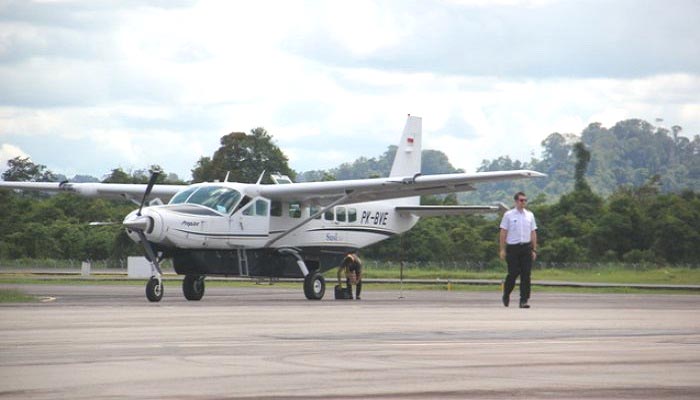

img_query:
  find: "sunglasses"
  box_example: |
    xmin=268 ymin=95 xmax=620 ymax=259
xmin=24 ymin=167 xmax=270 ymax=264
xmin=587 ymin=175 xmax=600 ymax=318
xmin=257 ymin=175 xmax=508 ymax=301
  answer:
xmin=518 ymin=199 xmax=528 ymax=203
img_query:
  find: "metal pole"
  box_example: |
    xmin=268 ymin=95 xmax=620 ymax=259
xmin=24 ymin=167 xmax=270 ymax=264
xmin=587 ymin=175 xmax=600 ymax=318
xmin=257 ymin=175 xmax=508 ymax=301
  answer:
xmin=399 ymin=234 xmax=405 ymax=299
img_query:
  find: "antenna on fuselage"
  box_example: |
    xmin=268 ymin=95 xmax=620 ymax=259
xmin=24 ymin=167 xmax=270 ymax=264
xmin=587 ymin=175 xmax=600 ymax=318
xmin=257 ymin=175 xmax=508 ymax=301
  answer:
xmin=256 ymin=170 xmax=266 ymax=185
xmin=224 ymin=171 xmax=231 ymax=182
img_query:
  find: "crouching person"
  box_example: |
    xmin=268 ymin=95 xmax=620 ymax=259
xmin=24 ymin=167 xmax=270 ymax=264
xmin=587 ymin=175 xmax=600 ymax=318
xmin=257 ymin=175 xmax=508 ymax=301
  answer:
xmin=336 ymin=252 xmax=363 ymax=300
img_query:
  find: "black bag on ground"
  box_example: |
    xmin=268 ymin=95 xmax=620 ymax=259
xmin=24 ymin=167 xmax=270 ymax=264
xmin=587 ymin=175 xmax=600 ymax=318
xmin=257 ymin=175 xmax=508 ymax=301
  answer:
xmin=334 ymin=284 xmax=353 ymax=300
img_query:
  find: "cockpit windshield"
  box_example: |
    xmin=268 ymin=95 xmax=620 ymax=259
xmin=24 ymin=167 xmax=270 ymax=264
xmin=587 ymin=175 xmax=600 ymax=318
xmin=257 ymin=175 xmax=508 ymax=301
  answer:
xmin=169 ymin=186 xmax=242 ymax=214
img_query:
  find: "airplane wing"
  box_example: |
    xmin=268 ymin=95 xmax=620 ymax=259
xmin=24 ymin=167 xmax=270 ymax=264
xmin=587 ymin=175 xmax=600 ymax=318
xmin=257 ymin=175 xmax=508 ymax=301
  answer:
xmin=395 ymin=203 xmax=509 ymax=217
xmin=0 ymin=181 xmax=186 ymax=201
xmin=254 ymin=170 xmax=546 ymax=205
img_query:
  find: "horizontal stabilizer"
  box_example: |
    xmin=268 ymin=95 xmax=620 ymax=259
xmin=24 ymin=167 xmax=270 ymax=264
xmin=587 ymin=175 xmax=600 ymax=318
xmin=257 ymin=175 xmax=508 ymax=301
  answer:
xmin=396 ymin=203 xmax=508 ymax=217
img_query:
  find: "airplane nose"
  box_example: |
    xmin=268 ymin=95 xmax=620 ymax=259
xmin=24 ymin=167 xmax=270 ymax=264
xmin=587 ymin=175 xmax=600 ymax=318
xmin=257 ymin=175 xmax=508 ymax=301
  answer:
xmin=123 ymin=208 xmax=165 ymax=244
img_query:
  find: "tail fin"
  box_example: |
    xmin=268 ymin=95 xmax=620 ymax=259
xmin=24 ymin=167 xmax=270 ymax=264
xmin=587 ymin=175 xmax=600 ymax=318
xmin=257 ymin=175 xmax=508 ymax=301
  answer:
xmin=389 ymin=115 xmax=422 ymax=177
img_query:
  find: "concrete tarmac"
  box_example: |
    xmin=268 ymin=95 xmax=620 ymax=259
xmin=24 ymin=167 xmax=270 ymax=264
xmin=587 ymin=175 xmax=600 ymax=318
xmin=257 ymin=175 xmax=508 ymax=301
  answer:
xmin=1 ymin=284 xmax=699 ymax=399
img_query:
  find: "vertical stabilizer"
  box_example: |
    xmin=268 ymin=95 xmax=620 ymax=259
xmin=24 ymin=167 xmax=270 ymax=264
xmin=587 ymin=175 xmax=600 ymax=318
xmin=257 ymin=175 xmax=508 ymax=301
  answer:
xmin=389 ymin=115 xmax=422 ymax=177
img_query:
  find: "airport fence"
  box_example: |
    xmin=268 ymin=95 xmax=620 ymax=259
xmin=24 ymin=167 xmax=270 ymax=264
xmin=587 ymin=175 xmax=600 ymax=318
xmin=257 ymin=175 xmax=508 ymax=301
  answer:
xmin=363 ymin=259 xmax=699 ymax=272
xmin=0 ymin=258 xmax=174 ymax=271
xmin=0 ymin=257 xmax=697 ymax=272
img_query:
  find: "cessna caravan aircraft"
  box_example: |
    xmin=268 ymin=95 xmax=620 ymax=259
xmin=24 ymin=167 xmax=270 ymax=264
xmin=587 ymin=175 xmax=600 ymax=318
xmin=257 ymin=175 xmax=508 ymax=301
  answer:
xmin=0 ymin=116 xmax=545 ymax=302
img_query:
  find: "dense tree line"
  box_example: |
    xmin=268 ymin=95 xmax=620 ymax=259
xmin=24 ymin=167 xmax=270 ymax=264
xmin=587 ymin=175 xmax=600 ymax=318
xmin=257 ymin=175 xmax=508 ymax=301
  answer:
xmin=362 ymin=181 xmax=700 ymax=265
xmin=2 ymin=179 xmax=697 ymax=265
xmin=0 ymin=190 xmax=138 ymax=260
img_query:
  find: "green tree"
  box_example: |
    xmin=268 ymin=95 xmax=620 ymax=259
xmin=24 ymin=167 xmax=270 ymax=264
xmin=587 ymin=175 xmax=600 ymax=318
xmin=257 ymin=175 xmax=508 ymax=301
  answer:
xmin=192 ymin=128 xmax=295 ymax=183
xmin=2 ymin=157 xmax=57 ymax=182
xmin=102 ymin=168 xmax=132 ymax=183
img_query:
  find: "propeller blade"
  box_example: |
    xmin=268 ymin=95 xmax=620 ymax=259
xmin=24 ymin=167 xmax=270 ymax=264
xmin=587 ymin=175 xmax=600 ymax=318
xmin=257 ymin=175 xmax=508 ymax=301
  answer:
xmin=135 ymin=229 xmax=163 ymax=277
xmin=136 ymin=230 xmax=157 ymax=263
xmin=137 ymin=172 xmax=160 ymax=216
xmin=88 ymin=221 xmax=116 ymax=226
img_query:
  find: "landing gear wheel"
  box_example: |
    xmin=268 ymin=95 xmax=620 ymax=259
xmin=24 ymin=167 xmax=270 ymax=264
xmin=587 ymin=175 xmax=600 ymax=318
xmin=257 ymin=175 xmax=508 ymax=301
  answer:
xmin=303 ymin=272 xmax=325 ymax=300
xmin=183 ymin=275 xmax=205 ymax=301
xmin=146 ymin=277 xmax=163 ymax=302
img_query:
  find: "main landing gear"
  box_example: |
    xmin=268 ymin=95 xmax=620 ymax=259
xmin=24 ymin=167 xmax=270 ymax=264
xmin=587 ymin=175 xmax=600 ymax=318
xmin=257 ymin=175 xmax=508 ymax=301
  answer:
xmin=145 ymin=275 xmax=206 ymax=302
xmin=183 ymin=275 xmax=206 ymax=301
xmin=304 ymin=272 xmax=325 ymax=300
xmin=278 ymin=248 xmax=326 ymax=300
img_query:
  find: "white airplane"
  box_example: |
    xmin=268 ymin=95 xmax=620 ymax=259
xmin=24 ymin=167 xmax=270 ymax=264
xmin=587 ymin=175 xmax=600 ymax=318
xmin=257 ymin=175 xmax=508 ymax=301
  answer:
xmin=0 ymin=116 xmax=545 ymax=302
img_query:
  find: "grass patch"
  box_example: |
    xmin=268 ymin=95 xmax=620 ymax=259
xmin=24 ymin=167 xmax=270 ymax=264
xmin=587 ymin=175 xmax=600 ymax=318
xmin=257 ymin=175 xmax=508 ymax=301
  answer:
xmin=0 ymin=288 xmax=37 ymax=303
xmin=363 ymin=266 xmax=700 ymax=285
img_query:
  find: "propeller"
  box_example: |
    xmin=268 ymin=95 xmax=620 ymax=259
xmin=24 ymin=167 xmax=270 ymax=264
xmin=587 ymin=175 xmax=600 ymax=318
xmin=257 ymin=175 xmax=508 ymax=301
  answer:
xmin=123 ymin=171 xmax=163 ymax=277
xmin=137 ymin=172 xmax=160 ymax=216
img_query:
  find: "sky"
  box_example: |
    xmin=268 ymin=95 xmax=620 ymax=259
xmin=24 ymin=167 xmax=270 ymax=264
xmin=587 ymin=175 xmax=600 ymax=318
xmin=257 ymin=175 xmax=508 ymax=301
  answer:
xmin=1 ymin=0 xmax=699 ymax=181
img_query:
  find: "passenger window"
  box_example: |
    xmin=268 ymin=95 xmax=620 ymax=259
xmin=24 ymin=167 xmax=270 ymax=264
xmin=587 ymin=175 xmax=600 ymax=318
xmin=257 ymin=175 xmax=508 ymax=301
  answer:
xmin=348 ymin=208 xmax=357 ymax=222
xmin=256 ymin=200 xmax=268 ymax=216
xmin=270 ymin=201 xmax=282 ymax=217
xmin=324 ymin=209 xmax=334 ymax=220
xmin=242 ymin=199 xmax=268 ymax=216
xmin=310 ymin=205 xmax=321 ymax=219
xmin=289 ymin=202 xmax=302 ymax=218
xmin=336 ymin=207 xmax=346 ymax=222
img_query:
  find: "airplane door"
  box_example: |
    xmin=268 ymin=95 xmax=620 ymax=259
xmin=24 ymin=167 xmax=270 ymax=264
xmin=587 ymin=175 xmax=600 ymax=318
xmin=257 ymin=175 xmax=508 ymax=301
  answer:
xmin=230 ymin=197 xmax=271 ymax=248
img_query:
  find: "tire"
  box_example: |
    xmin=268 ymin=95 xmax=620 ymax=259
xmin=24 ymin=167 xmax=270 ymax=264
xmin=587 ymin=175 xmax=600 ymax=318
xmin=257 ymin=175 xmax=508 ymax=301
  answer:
xmin=146 ymin=277 xmax=163 ymax=302
xmin=303 ymin=272 xmax=325 ymax=300
xmin=183 ymin=275 xmax=205 ymax=301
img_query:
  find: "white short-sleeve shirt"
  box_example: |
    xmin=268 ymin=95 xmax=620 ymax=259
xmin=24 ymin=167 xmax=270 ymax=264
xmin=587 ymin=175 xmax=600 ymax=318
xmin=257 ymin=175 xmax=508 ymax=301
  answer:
xmin=499 ymin=208 xmax=537 ymax=245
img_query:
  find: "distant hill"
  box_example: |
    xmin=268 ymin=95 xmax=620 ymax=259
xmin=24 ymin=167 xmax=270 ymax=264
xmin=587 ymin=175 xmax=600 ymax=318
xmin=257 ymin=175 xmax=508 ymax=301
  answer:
xmin=297 ymin=147 xmax=463 ymax=182
xmin=299 ymin=119 xmax=700 ymax=203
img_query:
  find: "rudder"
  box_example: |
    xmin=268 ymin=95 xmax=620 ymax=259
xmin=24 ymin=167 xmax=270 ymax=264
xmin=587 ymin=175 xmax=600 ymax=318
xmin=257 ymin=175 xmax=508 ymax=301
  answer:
xmin=389 ymin=115 xmax=422 ymax=177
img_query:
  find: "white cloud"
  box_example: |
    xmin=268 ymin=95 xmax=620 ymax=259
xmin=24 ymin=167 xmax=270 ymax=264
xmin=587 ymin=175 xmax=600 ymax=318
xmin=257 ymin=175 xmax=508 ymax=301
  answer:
xmin=0 ymin=143 xmax=28 ymax=175
xmin=0 ymin=0 xmax=698 ymax=181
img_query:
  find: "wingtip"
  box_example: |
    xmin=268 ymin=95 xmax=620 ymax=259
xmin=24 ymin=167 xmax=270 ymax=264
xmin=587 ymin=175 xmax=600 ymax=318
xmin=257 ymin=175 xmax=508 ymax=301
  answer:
xmin=524 ymin=170 xmax=547 ymax=178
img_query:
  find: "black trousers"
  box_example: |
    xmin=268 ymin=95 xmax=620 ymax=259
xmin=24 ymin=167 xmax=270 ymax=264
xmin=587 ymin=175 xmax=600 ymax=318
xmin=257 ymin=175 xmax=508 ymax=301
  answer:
xmin=504 ymin=244 xmax=532 ymax=302
xmin=346 ymin=278 xmax=362 ymax=298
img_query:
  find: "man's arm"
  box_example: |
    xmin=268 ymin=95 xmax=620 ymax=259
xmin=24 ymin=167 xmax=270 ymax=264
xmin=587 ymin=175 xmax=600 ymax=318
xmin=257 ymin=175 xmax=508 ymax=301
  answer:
xmin=499 ymin=228 xmax=507 ymax=261
xmin=530 ymin=229 xmax=538 ymax=260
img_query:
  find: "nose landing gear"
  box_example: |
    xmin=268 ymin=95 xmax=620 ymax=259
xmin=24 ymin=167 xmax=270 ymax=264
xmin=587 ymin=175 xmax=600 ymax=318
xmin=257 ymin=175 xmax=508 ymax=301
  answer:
xmin=146 ymin=276 xmax=164 ymax=302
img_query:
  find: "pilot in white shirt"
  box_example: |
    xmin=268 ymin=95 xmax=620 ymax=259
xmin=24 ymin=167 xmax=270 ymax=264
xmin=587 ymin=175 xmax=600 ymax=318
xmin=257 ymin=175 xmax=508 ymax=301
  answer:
xmin=499 ymin=192 xmax=538 ymax=308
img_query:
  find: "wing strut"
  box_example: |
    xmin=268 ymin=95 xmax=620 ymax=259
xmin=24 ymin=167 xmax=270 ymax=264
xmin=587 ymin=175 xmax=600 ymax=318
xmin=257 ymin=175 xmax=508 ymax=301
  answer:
xmin=265 ymin=191 xmax=352 ymax=247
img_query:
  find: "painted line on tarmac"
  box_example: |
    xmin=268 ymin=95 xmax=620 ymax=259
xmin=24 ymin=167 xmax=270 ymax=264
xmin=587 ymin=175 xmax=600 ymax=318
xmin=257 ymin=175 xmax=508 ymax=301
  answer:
xmin=387 ymin=339 xmax=614 ymax=346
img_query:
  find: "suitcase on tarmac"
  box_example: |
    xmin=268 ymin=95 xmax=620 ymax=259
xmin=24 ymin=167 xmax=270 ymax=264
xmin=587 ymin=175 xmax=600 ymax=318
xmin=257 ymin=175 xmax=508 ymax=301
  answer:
xmin=334 ymin=284 xmax=353 ymax=300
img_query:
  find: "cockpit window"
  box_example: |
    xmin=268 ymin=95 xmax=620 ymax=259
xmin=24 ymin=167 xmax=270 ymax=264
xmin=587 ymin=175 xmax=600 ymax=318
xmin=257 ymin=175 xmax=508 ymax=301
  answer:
xmin=171 ymin=186 xmax=242 ymax=214
xmin=169 ymin=186 xmax=198 ymax=204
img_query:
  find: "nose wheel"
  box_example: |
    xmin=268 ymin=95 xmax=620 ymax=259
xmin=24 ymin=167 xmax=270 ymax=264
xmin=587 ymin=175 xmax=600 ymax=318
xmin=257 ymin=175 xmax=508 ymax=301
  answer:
xmin=146 ymin=276 xmax=164 ymax=302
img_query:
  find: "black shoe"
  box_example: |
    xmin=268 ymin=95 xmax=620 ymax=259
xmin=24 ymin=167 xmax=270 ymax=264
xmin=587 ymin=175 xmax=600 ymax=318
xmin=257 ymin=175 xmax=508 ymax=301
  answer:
xmin=502 ymin=295 xmax=509 ymax=307
xmin=519 ymin=302 xmax=530 ymax=309
xmin=356 ymin=297 xmax=361 ymax=300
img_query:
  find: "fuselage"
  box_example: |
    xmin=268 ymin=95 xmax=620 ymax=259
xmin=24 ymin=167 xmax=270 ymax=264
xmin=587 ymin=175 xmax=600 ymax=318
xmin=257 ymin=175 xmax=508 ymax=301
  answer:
xmin=124 ymin=182 xmax=420 ymax=251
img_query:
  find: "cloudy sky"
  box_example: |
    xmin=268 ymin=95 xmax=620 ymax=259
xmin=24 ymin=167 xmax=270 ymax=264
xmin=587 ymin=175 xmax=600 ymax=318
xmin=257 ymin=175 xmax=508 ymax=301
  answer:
xmin=1 ymin=0 xmax=699 ymax=181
